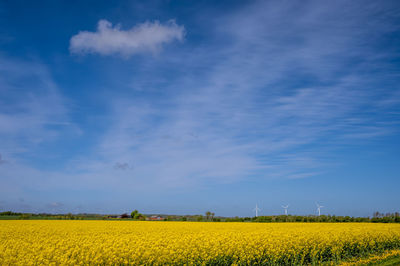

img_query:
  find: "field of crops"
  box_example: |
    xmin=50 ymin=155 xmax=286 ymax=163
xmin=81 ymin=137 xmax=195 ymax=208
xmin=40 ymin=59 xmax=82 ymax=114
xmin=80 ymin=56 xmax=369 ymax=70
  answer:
xmin=1 ymin=221 xmax=400 ymax=265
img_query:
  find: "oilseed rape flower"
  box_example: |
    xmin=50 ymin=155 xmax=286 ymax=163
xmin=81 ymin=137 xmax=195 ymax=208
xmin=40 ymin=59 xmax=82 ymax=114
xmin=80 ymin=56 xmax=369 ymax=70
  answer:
xmin=0 ymin=221 xmax=399 ymax=265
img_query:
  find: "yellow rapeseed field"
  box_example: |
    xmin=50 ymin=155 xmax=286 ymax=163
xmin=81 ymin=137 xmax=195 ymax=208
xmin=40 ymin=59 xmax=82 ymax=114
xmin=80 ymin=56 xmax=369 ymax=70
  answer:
xmin=1 ymin=220 xmax=399 ymax=265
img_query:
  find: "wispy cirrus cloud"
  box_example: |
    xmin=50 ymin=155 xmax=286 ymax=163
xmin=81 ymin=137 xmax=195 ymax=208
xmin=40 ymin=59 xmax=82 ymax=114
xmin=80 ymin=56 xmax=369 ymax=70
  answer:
xmin=0 ymin=56 xmax=74 ymax=156
xmin=5 ymin=1 xmax=399 ymax=193
xmin=0 ymin=56 xmax=80 ymax=208
xmin=77 ymin=0 xmax=400 ymax=188
xmin=69 ymin=19 xmax=185 ymax=57
xmin=0 ymin=153 xmax=6 ymax=165
xmin=1 ymin=0 xmax=400 ymax=214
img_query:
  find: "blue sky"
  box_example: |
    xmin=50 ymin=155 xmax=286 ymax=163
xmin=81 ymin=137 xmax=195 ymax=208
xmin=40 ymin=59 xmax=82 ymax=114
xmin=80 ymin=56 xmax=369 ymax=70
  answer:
xmin=0 ymin=0 xmax=399 ymax=217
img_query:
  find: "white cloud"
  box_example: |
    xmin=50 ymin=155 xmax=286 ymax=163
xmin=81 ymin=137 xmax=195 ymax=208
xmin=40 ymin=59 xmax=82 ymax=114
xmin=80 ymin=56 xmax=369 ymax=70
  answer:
xmin=69 ymin=19 xmax=185 ymax=57
xmin=79 ymin=0 xmax=400 ymax=188
xmin=2 ymin=1 xmax=400 ymax=213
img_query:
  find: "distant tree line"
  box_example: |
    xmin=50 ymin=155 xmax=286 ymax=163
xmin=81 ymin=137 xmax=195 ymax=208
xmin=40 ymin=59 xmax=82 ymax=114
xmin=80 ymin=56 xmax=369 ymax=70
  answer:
xmin=225 ymin=213 xmax=400 ymax=223
xmin=157 ymin=211 xmax=400 ymax=223
xmin=1 ymin=211 xmax=399 ymax=223
xmin=162 ymin=211 xmax=222 ymax=222
xmin=0 ymin=211 xmax=23 ymax=216
xmin=0 ymin=211 xmax=103 ymax=220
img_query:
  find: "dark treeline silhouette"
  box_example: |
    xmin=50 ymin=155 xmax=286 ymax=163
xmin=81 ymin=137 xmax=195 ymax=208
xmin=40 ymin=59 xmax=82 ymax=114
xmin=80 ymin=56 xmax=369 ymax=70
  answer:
xmin=226 ymin=212 xmax=400 ymax=223
xmin=1 ymin=211 xmax=399 ymax=223
xmin=0 ymin=211 xmax=103 ymax=220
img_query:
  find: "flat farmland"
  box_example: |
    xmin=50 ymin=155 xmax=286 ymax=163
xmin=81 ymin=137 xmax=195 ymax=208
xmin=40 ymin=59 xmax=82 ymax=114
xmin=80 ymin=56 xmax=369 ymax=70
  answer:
xmin=1 ymin=221 xmax=400 ymax=265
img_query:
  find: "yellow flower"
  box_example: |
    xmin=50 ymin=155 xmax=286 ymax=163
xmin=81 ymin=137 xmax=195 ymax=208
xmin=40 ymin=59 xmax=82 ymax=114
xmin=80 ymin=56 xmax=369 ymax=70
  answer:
xmin=0 ymin=221 xmax=399 ymax=265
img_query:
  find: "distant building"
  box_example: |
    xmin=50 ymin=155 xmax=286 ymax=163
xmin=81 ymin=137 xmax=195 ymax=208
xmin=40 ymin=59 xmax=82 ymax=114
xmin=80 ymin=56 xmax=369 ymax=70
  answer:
xmin=147 ymin=215 xmax=165 ymax=221
xmin=119 ymin=213 xmax=130 ymax=219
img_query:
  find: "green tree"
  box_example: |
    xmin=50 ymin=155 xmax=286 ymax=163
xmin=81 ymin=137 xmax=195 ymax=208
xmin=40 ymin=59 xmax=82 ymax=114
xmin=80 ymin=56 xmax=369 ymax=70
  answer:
xmin=137 ymin=214 xmax=146 ymax=220
xmin=131 ymin=210 xmax=139 ymax=219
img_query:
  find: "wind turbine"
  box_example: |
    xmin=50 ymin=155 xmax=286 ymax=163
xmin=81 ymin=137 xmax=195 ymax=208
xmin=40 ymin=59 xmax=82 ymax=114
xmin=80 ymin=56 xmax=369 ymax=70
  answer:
xmin=254 ymin=204 xmax=261 ymax=217
xmin=282 ymin=204 xmax=289 ymax=215
xmin=316 ymin=203 xmax=324 ymax=216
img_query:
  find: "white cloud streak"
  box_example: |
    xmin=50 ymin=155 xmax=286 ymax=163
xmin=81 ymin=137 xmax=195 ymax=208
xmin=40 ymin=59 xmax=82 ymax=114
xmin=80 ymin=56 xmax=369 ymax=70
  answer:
xmin=69 ymin=19 xmax=185 ymax=57
xmin=79 ymin=0 xmax=400 ymax=188
xmin=2 ymin=0 xmax=400 ymax=212
xmin=0 ymin=56 xmax=79 ymax=207
xmin=0 ymin=56 xmax=73 ymax=155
